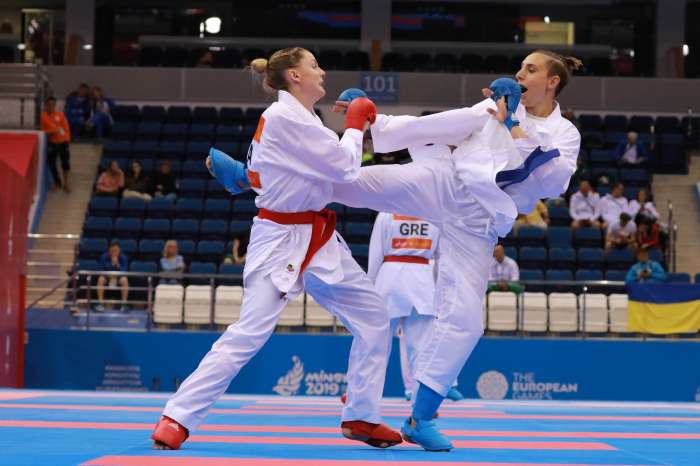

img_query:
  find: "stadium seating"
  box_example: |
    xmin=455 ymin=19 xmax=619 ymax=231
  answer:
xmin=521 ymin=292 xmax=548 ymax=332
xmin=486 ymin=292 xmax=518 ymax=331
xmin=548 ymin=293 xmax=579 ymax=332
xmin=184 ymin=285 xmax=213 ymax=324
xmin=214 ymin=286 xmax=243 ymax=325
xmin=153 ymin=284 xmax=184 ymax=324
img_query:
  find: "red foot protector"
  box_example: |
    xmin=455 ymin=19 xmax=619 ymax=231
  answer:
xmin=340 ymin=420 xmax=402 ymax=448
xmin=151 ymin=416 xmax=189 ymax=450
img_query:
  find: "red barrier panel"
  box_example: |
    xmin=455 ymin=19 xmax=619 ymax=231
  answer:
xmin=0 ymin=133 xmax=38 ymax=388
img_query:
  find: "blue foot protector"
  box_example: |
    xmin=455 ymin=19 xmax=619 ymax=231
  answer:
xmin=446 ymin=386 xmax=465 ymax=401
xmin=337 ymin=88 xmax=368 ymax=104
xmin=209 ymin=147 xmax=250 ymax=195
xmin=401 ymin=417 xmax=453 ymax=452
xmin=412 ymin=383 xmax=444 ymax=421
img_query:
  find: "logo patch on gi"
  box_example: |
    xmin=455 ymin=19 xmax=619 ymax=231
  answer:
xmin=286 ymin=264 xmax=295 ymax=273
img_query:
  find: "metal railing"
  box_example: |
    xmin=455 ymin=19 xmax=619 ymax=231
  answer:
xmin=0 ymin=63 xmax=52 ymax=128
xmin=666 ymin=200 xmax=677 ymax=273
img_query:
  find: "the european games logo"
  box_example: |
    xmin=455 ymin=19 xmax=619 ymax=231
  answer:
xmin=272 ymin=356 xmax=305 ymax=396
xmin=272 ymin=355 xmax=347 ymax=396
xmin=476 ymin=370 xmax=509 ymax=400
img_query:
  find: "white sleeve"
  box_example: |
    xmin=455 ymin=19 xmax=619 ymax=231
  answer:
xmin=569 ymin=194 xmax=581 ymax=221
xmin=509 ymin=259 xmax=520 ymax=281
xmin=487 ymin=260 xmax=496 ymax=281
xmin=263 ymin=113 xmax=363 ymax=183
xmin=648 ymin=202 xmax=661 ymax=220
xmin=370 ymin=99 xmax=492 ymax=153
xmin=367 ymin=213 xmax=387 ymax=283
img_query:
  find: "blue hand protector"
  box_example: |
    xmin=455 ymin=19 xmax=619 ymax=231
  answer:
xmin=209 ymin=147 xmax=250 ymax=195
xmin=489 ymin=77 xmax=522 ymax=131
xmin=337 ymin=88 xmax=368 ymax=104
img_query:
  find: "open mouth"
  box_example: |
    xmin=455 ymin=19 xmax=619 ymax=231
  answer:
xmin=519 ymin=85 xmax=528 ymax=93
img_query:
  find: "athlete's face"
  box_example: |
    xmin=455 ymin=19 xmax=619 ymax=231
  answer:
xmin=288 ymin=50 xmax=326 ymax=103
xmin=515 ymin=53 xmax=559 ymax=108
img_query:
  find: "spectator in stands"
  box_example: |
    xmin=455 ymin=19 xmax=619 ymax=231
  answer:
xmin=487 ymin=244 xmax=523 ymax=294
xmin=160 ymin=239 xmax=185 ymax=284
xmin=627 ymin=188 xmax=660 ymax=224
xmin=95 ymin=240 xmax=129 ymax=311
xmin=514 ymin=199 xmax=549 ymax=232
xmin=614 ymin=131 xmax=649 ymax=166
xmin=636 ymin=218 xmax=662 ymax=251
xmin=598 ymin=182 xmax=629 ymax=229
xmin=223 ymin=232 xmax=248 ymax=265
xmin=569 ymin=179 xmax=601 ymax=230
xmin=152 ymin=161 xmax=178 ymax=200
xmin=86 ymin=86 xmax=115 ymax=139
xmin=64 ymin=83 xmax=91 ymax=137
xmin=605 ymin=212 xmax=637 ymax=251
xmin=123 ymin=160 xmax=152 ymax=201
xmin=40 ymin=96 xmax=72 ymax=193
xmin=625 ymin=247 xmax=667 ymax=284
xmin=95 ymin=160 xmax=125 ymax=196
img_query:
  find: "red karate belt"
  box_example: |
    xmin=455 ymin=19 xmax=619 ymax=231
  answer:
xmin=383 ymin=255 xmax=429 ymax=265
xmin=258 ymin=207 xmax=337 ymax=274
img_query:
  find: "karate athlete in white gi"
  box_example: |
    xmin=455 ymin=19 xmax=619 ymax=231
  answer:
xmin=368 ymin=213 xmax=463 ymax=402
xmin=331 ymin=50 xmax=582 ymax=451
xmin=151 ymin=47 xmax=402 ymax=450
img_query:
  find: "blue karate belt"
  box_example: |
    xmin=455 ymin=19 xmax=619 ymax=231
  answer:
xmin=495 ymin=146 xmax=560 ymax=190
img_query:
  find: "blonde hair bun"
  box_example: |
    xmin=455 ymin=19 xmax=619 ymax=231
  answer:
xmin=250 ymin=58 xmax=268 ymax=75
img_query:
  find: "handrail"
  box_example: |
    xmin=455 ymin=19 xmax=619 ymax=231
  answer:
xmin=28 ymin=233 xmax=80 ymax=240
xmin=666 ymin=199 xmax=676 ymax=273
xmin=26 ymin=277 xmax=71 ymax=309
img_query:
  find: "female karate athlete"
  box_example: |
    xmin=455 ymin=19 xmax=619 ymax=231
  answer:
xmin=151 ymin=47 xmax=402 ymax=450
xmin=330 ymin=50 xmax=582 ymax=450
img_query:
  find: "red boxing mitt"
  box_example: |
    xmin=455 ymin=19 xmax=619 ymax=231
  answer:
xmin=344 ymin=97 xmax=377 ymax=131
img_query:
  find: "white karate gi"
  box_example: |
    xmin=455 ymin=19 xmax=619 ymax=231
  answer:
xmin=368 ymin=212 xmax=440 ymax=395
xmin=332 ymin=98 xmax=580 ymax=396
xmin=569 ymin=190 xmax=601 ymax=223
xmin=163 ymin=90 xmax=391 ymax=431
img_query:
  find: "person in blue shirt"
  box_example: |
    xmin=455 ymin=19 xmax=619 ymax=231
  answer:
xmin=160 ymin=239 xmax=185 ymax=284
xmin=64 ymin=83 xmax=91 ymax=137
xmin=96 ymin=240 xmax=130 ymax=311
xmin=86 ymin=86 xmax=116 ymax=139
xmin=614 ymin=131 xmax=649 ymax=166
xmin=625 ymin=247 xmax=667 ymax=284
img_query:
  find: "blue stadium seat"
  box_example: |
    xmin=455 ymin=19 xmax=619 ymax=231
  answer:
xmin=200 ymin=219 xmax=228 ymax=240
xmin=182 ymin=160 xmax=211 ymax=179
xmin=111 ymin=122 xmax=135 ymax=141
xmin=504 ymin=246 xmax=517 ymax=260
xmin=232 ymin=199 xmax=258 ymax=219
xmin=654 ymin=116 xmax=680 ymax=134
xmin=103 ymin=141 xmax=132 ymax=157
xmin=629 ymin=115 xmax=653 ymax=134
xmin=518 ymin=246 xmax=547 ymax=269
xmin=548 ymin=247 xmax=576 ymax=270
xmin=187 ymin=141 xmax=211 ymax=158
xmin=548 ymin=206 xmax=572 ymax=226
xmin=76 ymin=259 xmax=100 ymax=271
xmin=116 ymin=238 xmax=138 ymax=256
xmin=193 ymin=107 xmax=218 ymax=124
xmin=179 ymin=179 xmax=206 ymax=198
xmin=605 ymin=248 xmax=635 ymax=270
xmin=114 ymin=217 xmax=141 ymax=238
xmin=119 ymin=197 xmax=147 ymax=218
xmin=667 ymin=272 xmax=690 ymax=283
xmin=605 ymin=270 xmax=627 ymax=281
xmin=620 ymin=168 xmax=649 ymax=187
xmin=215 ymin=125 xmax=242 ymax=142
xmin=204 ymin=199 xmax=232 ymax=219
xmin=695 ymin=273 xmax=700 ymax=284
xmin=219 ymin=107 xmax=244 ymax=125
xmin=79 ymin=238 xmax=108 ymax=260
xmin=167 ymin=106 xmax=192 ymax=124
xmin=581 ymin=130 xmax=604 ymax=149
xmin=138 ymin=239 xmax=165 ymax=261
xmin=516 ymin=226 xmax=546 ymax=246
xmin=142 ymin=218 xmax=171 ymax=238
xmin=623 ymin=187 xmax=641 ymax=200
xmin=89 ymin=197 xmax=118 ymax=216
xmin=229 ymin=220 xmax=253 ymax=236
xmin=218 ymin=142 xmax=244 ymax=162
xmin=547 ymin=226 xmax=572 ymax=248
xmin=189 ymin=261 xmax=217 ymax=285
xmin=175 ymin=198 xmax=204 ymax=219
xmin=135 ymin=122 xmax=162 ymax=139
xmin=575 ymin=269 xmax=604 ymax=281
xmin=648 ymin=248 xmax=664 ymax=264
xmin=588 ymin=149 xmax=616 ymax=167
xmin=189 ymin=123 xmax=215 ymax=141
xmin=577 ymin=247 xmax=605 ymax=269
xmin=130 ymin=260 xmax=158 ymax=273
xmin=218 ymin=263 xmax=244 ymax=285
xmin=141 ymin=105 xmax=166 ymax=122
xmin=84 ymin=216 xmax=113 ymax=237
xmin=546 ymin=269 xmax=573 ymax=281
xmin=172 ymin=219 xmax=199 ymax=239
xmin=132 ymin=140 xmax=159 ymax=158
xmin=161 ymin=123 xmax=189 ymax=141
xmin=196 ymin=240 xmax=225 ymax=263
xmin=112 ymin=105 xmax=140 ymax=123
xmin=578 ymin=114 xmax=603 ymax=131
xmin=603 ymin=115 xmax=628 ymax=132
xmin=574 ymin=227 xmax=603 ymax=248
xmin=178 ymin=240 xmax=196 ymax=263
xmin=604 ymin=131 xmax=627 ymax=148
xmin=159 ymin=141 xmax=187 ymax=160
xmin=344 ymin=222 xmax=372 ymax=242
xmin=207 ymin=179 xmax=228 ymax=198
xmin=146 ymin=197 xmax=174 ymax=219
xmin=345 ymin=207 xmax=375 ymax=221
xmin=519 ymin=269 xmax=544 ymax=292
xmin=244 ymin=107 xmax=265 ymax=124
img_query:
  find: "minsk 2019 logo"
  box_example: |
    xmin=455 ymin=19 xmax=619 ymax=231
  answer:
xmin=273 ymin=355 xmax=347 ymax=396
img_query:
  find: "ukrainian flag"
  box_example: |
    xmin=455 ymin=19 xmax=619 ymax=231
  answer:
xmin=627 ymin=283 xmax=700 ymax=334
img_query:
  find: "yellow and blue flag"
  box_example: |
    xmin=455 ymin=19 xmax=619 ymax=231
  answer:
xmin=627 ymin=283 xmax=700 ymax=334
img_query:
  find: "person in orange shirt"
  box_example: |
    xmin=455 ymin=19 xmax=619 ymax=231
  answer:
xmin=40 ymin=96 xmax=72 ymax=192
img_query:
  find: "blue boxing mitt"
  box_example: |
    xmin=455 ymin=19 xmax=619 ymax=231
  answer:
xmin=337 ymin=88 xmax=368 ymax=107
xmin=208 ymin=147 xmax=250 ymax=195
xmin=489 ymin=77 xmax=523 ymax=131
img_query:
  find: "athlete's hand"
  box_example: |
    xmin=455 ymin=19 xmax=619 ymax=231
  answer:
xmin=344 ymin=97 xmax=377 ymax=131
xmin=486 ymin=97 xmax=508 ymax=123
xmin=332 ymin=101 xmax=350 ymax=113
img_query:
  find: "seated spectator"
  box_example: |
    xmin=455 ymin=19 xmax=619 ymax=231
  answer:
xmin=605 ymin=212 xmax=637 ymax=251
xmin=123 ymin=160 xmax=152 ymax=201
xmin=614 ymin=131 xmax=649 ymax=166
xmin=96 ymin=160 xmax=125 ymax=196
xmin=636 ymin=218 xmax=662 ymax=250
xmin=223 ymin=232 xmax=249 ymax=265
xmin=152 ymin=161 xmax=178 ymax=200
xmin=86 ymin=86 xmax=115 ymax=139
xmin=64 ymin=83 xmax=91 ymax=137
xmin=487 ymin=244 xmax=523 ymax=294
xmin=96 ymin=240 xmax=129 ymax=311
xmin=160 ymin=239 xmax=185 ymax=284
xmin=598 ymin=182 xmax=629 ymax=229
xmin=514 ymin=199 xmax=549 ymax=232
xmin=625 ymin=247 xmax=667 ymax=284
xmin=40 ymin=96 xmax=72 ymax=193
xmin=627 ymin=188 xmax=660 ymax=224
xmin=569 ymin=180 xmax=601 ymax=230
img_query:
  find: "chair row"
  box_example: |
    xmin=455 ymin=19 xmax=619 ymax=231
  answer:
xmin=503 ymin=226 xmax=608 ymax=248
xmin=111 ymin=122 xmax=261 ymax=144
xmin=578 ymin=114 xmax=694 ymax=134
xmin=88 ymin=197 xmax=257 ymax=219
xmin=509 ymin=246 xmax=662 ymax=270
xmin=112 ymin=105 xmax=266 ymax=125
xmin=102 ymin=140 xmax=249 ymax=162
xmin=153 ymin=285 xmax=342 ymax=327
xmin=83 ymin=216 xmax=256 ymax=239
